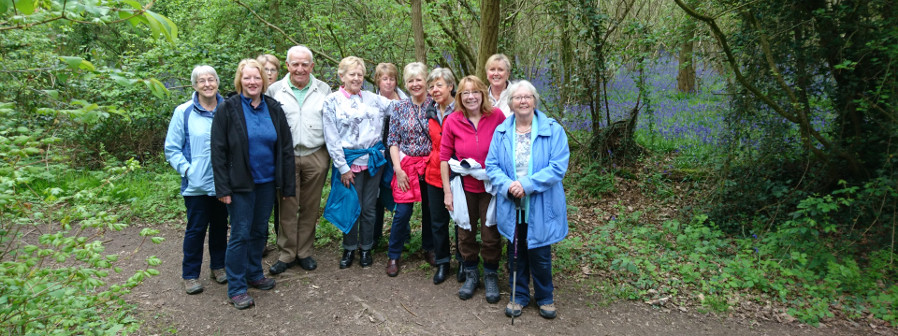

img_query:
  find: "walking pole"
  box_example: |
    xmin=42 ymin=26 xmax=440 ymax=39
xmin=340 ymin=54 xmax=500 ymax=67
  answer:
xmin=511 ymin=194 xmax=522 ymax=325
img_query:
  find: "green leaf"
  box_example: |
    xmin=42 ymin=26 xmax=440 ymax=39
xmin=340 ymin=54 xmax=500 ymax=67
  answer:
xmin=143 ymin=10 xmax=178 ymax=43
xmin=14 ymin=0 xmax=34 ymax=15
xmin=58 ymin=56 xmax=96 ymax=72
xmin=0 ymin=0 xmax=10 ymax=14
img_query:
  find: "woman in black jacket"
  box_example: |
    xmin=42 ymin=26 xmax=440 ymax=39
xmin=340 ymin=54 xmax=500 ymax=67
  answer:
xmin=211 ymin=59 xmax=295 ymax=310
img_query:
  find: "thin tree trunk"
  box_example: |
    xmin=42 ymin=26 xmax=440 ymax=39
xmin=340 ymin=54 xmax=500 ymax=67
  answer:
xmin=676 ymin=17 xmax=696 ymax=93
xmin=475 ymin=0 xmax=501 ymax=82
xmin=411 ymin=0 xmax=427 ymax=63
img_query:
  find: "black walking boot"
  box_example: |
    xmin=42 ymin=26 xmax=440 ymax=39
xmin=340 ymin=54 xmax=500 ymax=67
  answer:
xmin=433 ymin=263 xmax=450 ymax=284
xmin=339 ymin=249 xmax=355 ymax=269
xmin=456 ymin=261 xmax=466 ymax=282
xmin=484 ymin=270 xmax=500 ymax=303
xmin=359 ymin=249 xmax=373 ymax=267
xmin=457 ymin=267 xmax=480 ymax=300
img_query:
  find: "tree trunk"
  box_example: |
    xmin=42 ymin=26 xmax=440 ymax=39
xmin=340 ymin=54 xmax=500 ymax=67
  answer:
xmin=676 ymin=15 xmax=696 ymax=93
xmin=411 ymin=0 xmax=427 ymax=63
xmin=475 ymin=0 xmax=501 ymax=82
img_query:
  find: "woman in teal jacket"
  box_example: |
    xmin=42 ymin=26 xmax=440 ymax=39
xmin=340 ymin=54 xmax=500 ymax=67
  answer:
xmin=485 ymin=80 xmax=569 ymax=320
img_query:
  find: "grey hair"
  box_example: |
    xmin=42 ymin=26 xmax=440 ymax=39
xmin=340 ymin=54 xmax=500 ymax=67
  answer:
xmin=286 ymin=45 xmax=314 ymax=63
xmin=426 ymin=68 xmax=456 ymax=90
xmin=504 ymin=80 xmax=540 ymax=109
xmin=191 ymin=65 xmax=219 ymax=86
xmin=403 ymin=62 xmax=428 ymax=84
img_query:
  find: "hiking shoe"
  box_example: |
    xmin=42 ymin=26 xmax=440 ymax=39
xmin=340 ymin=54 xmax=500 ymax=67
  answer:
xmin=456 ymin=262 xmax=466 ymax=282
xmin=539 ymin=303 xmax=557 ymax=319
xmin=184 ymin=278 xmax=203 ymax=294
xmin=297 ymin=256 xmax=318 ymax=271
xmin=210 ymin=268 xmax=227 ymax=284
xmin=483 ymin=270 xmax=500 ymax=303
xmin=458 ymin=267 xmax=480 ymax=300
xmin=269 ymin=260 xmax=297 ymax=275
xmin=229 ymin=293 xmax=254 ymax=310
xmin=505 ymin=302 xmax=523 ymax=317
xmin=248 ymin=277 xmax=276 ymax=290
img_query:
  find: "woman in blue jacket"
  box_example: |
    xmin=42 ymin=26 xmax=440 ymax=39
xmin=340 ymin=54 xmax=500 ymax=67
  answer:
xmin=164 ymin=65 xmax=228 ymax=296
xmin=485 ymin=80 xmax=569 ymax=320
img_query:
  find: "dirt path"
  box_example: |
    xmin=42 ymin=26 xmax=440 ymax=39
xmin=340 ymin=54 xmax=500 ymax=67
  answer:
xmin=112 ymin=224 xmax=882 ymax=336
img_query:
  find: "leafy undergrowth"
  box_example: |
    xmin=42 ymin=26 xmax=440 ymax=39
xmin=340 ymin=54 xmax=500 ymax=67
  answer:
xmin=557 ymin=152 xmax=897 ymax=329
xmin=0 ymin=106 xmax=165 ymax=334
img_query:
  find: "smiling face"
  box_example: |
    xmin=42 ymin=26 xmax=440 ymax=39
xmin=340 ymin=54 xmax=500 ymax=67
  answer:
xmin=193 ymin=73 xmax=219 ymax=100
xmin=340 ymin=65 xmax=365 ymax=94
xmin=241 ymin=66 xmax=264 ymax=100
xmin=459 ymin=82 xmax=483 ymax=114
xmin=287 ymin=51 xmax=314 ymax=89
xmin=428 ymin=78 xmax=453 ymax=105
xmin=486 ymin=60 xmax=509 ymax=88
xmin=509 ymin=86 xmax=535 ymax=118
xmin=378 ymin=74 xmax=397 ymax=95
xmin=406 ymin=74 xmax=426 ymax=100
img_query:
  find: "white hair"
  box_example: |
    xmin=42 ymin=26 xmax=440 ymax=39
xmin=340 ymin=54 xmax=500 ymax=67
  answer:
xmin=504 ymin=80 xmax=540 ymax=109
xmin=286 ymin=45 xmax=314 ymax=63
xmin=190 ymin=65 xmax=219 ymax=85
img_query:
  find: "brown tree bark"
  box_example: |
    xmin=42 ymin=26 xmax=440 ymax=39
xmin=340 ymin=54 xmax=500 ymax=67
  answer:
xmin=676 ymin=17 xmax=696 ymax=93
xmin=411 ymin=0 xmax=427 ymax=63
xmin=475 ymin=0 xmax=500 ymax=82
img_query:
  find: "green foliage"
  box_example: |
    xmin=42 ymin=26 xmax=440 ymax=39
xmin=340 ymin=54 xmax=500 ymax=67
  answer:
xmin=559 ymin=184 xmax=898 ymax=326
xmin=0 ymin=108 xmax=164 ymax=334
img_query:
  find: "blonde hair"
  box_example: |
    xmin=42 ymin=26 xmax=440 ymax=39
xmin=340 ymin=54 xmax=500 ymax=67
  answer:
xmin=454 ymin=76 xmax=493 ymax=118
xmin=234 ymin=59 xmax=269 ymax=95
xmin=337 ymin=56 xmax=366 ymax=77
xmin=485 ymin=54 xmax=512 ymax=73
xmin=403 ymin=62 xmax=428 ymax=84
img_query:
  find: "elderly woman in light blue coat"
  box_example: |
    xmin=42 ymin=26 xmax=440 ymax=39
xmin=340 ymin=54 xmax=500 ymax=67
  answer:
xmin=485 ymin=80 xmax=569 ymax=320
xmin=164 ymin=65 xmax=229 ymax=295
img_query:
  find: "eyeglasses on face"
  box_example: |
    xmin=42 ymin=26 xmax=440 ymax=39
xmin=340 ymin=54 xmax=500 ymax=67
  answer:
xmin=460 ymin=91 xmax=482 ymax=97
xmin=511 ymin=95 xmax=534 ymax=102
xmin=196 ymin=78 xmax=217 ymax=85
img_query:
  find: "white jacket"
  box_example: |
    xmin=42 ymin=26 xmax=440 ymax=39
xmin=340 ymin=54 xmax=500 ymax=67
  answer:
xmin=266 ymin=74 xmax=332 ymax=156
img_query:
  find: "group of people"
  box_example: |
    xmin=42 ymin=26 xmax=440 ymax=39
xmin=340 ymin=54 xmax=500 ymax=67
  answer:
xmin=163 ymin=45 xmax=570 ymax=320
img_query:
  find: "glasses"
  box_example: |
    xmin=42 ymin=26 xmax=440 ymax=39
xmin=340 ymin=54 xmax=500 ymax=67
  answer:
xmin=511 ymin=95 xmax=534 ymax=102
xmin=460 ymin=91 xmax=481 ymax=97
xmin=196 ymin=78 xmax=217 ymax=85
xmin=288 ymin=62 xmax=312 ymax=68
xmin=264 ymin=68 xmax=278 ymax=74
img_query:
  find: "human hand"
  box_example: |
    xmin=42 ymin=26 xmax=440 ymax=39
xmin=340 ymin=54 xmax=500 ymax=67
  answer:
xmin=340 ymin=171 xmax=355 ymax=187
xmin=443 ymin=191 xmax=454 ymax=212
xmin=508 ymin=181 xmax=525 ymax=199
xmin=395 ymin=169 xmax=409 ymax=192
xmin=219 ymin=195 xmax=232 ymax=204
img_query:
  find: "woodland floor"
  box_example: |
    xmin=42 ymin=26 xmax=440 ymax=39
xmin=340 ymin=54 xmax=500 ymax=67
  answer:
xmin=111 ymin=155 xmax=892 ymax=335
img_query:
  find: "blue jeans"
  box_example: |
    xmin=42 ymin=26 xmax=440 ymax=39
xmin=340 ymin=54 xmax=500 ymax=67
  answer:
xmin=182 ymin=196 xmax=228 ymax=279
xmin=225 ymin=182 xmax=274 ymax=297
xmin=507 ymin=223 xmax=554 ymax=306
xmin=387 ymin=179 xmax=434 ymax=260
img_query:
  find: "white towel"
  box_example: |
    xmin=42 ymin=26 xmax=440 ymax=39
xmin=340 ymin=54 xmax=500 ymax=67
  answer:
xmin=447 ymin=158 xmax=497 ymax=230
